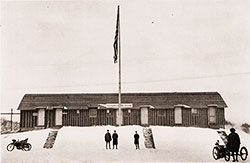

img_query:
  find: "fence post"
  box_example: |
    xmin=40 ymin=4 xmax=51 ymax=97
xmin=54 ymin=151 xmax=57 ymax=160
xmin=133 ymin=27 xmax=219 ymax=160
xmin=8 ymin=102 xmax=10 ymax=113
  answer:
xmin=11 ymin=108 xmax=13 ymax=131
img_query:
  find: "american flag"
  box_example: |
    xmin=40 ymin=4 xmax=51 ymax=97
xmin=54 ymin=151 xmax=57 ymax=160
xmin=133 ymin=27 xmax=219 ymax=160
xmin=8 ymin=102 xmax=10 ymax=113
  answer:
xmin=113 ymin=6 xmax=119 ymax=64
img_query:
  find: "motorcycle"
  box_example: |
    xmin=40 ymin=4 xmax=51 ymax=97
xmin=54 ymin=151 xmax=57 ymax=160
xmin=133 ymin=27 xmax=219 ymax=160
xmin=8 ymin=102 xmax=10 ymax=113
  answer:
xmin=212 ymin=140 xmax=230 ymax=161
xmin=212 ymin=140 xmax=248 ymax=162
xmin=6 ymin=138 xmax=32 ymax=151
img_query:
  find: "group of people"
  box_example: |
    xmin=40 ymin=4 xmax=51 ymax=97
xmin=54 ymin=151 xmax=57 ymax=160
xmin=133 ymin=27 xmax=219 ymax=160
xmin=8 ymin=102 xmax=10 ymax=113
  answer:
xmin=104 ymin=128 xmax=242 ymax=161
xmin=104 ymin=130 xmax=140 ymax=150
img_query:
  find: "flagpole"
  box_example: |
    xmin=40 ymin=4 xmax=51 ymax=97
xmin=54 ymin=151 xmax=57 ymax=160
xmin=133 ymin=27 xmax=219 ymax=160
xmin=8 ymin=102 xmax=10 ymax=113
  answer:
xmin=118 ymin=5 xmax=122 ymax=126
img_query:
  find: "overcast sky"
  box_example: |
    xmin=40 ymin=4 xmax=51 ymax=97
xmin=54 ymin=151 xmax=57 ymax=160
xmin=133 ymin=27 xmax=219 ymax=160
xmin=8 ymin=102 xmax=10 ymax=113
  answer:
xmin=1 ymin=0 xmax=249 ymax=124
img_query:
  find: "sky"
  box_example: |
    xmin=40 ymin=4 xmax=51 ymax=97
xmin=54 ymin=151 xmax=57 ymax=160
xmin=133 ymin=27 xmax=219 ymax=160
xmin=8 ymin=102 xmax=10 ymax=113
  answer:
xmin=0 ymin=0 xmax=249 ymax=124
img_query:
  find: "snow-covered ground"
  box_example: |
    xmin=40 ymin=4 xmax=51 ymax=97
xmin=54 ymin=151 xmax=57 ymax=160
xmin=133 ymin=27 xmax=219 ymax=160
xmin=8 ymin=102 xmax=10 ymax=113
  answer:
xmin=1 ymin=126 xmax=250 ymax=162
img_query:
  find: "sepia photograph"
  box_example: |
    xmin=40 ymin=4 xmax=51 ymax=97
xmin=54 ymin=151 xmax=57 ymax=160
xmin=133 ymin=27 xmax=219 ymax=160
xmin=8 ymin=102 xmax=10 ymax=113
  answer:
xmin=1 ymin=0 xmax=250 ymax=162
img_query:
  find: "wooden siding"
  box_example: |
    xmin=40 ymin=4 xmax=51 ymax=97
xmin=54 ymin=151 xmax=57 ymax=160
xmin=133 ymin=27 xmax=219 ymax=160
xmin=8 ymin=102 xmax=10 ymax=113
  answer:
xmin=182 ymin=108 xmax=191 ymax=126
xmin=182 ymin=108 xmax=208 ymax=127
xmin=181 ymin=108 xmax=226 ymax=128
xmin=123 ymin=109 xmax=141 ymax=125
xmin=62 ymin=109 xmax=116 ymax=126
xmin=20 ymin=110 xmax=37 ymax=128
xmin=148 ymin=109 xmax=174 ymax=126
xmin=208 ymin=108 xmax=225 ymax=128
xmin=198 ymin=109 xmax=208 ymax=127
xmin=216 ymin=108 xmax=225 ymax=126
xmin=45 ymin=110 xmax=55 ymax=128
xmin=20 ymin=107 xmax=225 ymax=129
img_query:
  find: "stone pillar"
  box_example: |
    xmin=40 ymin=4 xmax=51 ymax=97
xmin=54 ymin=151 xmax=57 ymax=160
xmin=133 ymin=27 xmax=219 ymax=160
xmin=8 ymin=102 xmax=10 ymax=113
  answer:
xmin=143 ymin=127 xmax=156 ymax=149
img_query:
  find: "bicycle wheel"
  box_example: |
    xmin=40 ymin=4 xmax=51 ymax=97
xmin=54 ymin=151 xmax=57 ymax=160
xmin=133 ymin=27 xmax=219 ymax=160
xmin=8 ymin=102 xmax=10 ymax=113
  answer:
xmin=240 ymin=146 xmax=248 ymax=161
xmin=212 ymin=147 xmax=219 ymax=160
xmin=6 ymin=144 xmax=14 ymax=151
xmin=224 ymin=150 xmax=230 ymax=162
xmin=23 ymin=143 xmax=32 ymax=151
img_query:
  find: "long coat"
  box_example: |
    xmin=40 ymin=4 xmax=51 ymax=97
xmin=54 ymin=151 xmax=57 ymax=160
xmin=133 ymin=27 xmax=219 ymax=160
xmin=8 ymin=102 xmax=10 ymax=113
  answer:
xmin=227 ymin=132 xmax=241 ymax=152
xmin=134 ymin=134 xmax=139 ymax=144
xmin=105 ymin=133 xmax=112 ymax=142
xmin=112 ymin=133 xmax=118 ymax=145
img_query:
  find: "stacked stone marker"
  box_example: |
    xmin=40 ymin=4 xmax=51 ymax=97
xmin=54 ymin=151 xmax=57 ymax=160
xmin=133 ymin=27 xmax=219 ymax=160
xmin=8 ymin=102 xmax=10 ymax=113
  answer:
xmin=43 ymin=130 xmax=58 ymax=149
xmin=143 ymin=127 xmax=156 ymax=149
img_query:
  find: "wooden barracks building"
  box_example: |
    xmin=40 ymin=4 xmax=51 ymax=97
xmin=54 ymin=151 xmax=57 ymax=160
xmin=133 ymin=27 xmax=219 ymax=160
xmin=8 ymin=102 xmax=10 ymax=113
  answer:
xmin=18 ymin=92 xmax=227 ymax=130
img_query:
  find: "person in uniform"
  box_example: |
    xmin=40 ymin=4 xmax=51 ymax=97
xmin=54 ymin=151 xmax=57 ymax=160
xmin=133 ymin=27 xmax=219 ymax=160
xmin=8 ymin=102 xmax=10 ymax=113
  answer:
xmin=112 ymin=130 xmax=119 ymax=149
xmin=134 ymin=131 xmax=140 ymax=150
xmin=104 ymin=130 xmax=112 ymax=149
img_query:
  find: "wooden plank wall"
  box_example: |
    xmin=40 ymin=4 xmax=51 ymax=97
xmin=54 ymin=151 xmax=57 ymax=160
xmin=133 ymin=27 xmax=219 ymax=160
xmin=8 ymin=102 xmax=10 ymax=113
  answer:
xmin=45 ymin=110 xmax=55 ymax=128
xmin=182 ymin=108 xmax=209 ymax=127
xmin=21 ymin=108 xmax=224 ymax=128
xmin=207 ymin=108 xmax=225 ymax=128
xmin=181 ymin=108 xmax=226 ymax=128
xmin=62 ymin=109 xmax=116 ymax=126
xmin=123 ymin=109 xmax=141 ymax=125
xmin=198 ymin=109 xmax=208 ymax=127
xmin=20 ymin=110 xmax=37 ymax=128
xmin=148 ymin=109 xmax=174 ymax=126
xmin=182 ymin=109 xmax=191 ymax=126
xmin=216 ymin=108 xmax=225 ymax=127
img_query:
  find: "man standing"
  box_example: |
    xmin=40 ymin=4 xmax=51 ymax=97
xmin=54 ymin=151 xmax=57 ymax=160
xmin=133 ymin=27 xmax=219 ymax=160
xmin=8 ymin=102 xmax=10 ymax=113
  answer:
xmin=134 ymin=131 xmax=140 ymax=150
xmin=104 ymin=130 xmax=112 ymax=149
xmin=112 ymin=130 xmax=118 ymax=149
xmin=227 ymin=128 xmax=241 ymax=162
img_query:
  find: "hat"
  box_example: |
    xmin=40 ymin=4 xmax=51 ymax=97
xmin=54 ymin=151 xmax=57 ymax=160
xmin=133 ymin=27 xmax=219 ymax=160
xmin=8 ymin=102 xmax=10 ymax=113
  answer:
xmin=230 ymin=128 xmax=235 ymax=132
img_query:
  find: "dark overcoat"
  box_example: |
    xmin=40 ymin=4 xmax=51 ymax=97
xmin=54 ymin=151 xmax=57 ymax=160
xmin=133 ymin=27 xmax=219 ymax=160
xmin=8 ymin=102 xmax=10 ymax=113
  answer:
xmin=112 ymin=133 xmax=118 ymax=145
xmin=134 ymin=134 xmax=139 ymax=144
xmin=227 ymin=132 xmax=241 ymax=152
xmin=105 ymin=133 xmax=112 ymax=142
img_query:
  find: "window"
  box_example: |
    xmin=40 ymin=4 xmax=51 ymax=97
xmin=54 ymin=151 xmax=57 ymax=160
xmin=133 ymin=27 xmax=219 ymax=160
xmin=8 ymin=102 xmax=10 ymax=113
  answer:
xmin=157 ymin=110 xmax=166 ymax=117
xmin=209 ymin=107 xmax=216 ymax=123
xmin=123 ymin=109 xmax=130 ymax=117
xmin=32 ymin=112 xmax=38 ymax=116
xmin=191 ymin=108 xmax=198 ymax=114
xmin=89 ymin=109 xmax=97 ymax=117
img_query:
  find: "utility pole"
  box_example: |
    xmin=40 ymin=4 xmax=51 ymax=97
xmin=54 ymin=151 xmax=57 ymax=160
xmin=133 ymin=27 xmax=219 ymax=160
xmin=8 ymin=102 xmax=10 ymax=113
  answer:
xmin=0 ymin=108 xmax=20 ymax=131
xmin=11 ymin=108 xmax=13 ymax=131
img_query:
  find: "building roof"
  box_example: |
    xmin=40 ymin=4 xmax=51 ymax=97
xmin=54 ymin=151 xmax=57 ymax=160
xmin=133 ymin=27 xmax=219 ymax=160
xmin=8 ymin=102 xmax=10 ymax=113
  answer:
xmin=17 ymin=92 xmax=227 ymax=110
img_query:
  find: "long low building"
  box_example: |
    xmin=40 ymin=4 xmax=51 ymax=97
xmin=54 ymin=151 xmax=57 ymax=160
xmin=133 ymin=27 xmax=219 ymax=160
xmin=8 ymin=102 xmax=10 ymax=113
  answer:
xmin=17 ymin=92 xmax=227 ymax=130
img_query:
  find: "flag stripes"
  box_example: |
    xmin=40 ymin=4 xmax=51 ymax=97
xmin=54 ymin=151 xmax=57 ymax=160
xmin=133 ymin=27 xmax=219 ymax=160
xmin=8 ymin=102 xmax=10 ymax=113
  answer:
xmin=113 ymin=6 xmax=119 ymax=64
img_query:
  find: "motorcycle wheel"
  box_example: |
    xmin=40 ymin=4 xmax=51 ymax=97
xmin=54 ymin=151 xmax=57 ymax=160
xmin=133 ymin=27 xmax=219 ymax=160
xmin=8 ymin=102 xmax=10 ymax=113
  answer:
xmin=23 ymin=143 xmax=32 ymax=151
xmin=212 ymin=147 xmax=219 ymax=160
xmin=240 ymin=146 xmax=248 ymax=161
xmin=6 ymin=144 xmax=14 ymax=152
xmin=224 ymin=150 xmax=230 ymax=162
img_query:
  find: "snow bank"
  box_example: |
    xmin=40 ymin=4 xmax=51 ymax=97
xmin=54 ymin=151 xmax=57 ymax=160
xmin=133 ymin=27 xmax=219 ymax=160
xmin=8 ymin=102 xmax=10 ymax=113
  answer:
xmin=1 ymin=126 xmax=250 ymax=162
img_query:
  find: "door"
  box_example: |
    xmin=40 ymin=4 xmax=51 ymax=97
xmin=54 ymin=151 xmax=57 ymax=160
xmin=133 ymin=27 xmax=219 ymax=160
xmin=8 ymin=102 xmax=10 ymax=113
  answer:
xmin=174 ymin=107 xmax=182 ymax=124
xmin=45 ymin=110 xmax=56 ymax=128
xmin=141 ymin=107 xmax=148 ymax=125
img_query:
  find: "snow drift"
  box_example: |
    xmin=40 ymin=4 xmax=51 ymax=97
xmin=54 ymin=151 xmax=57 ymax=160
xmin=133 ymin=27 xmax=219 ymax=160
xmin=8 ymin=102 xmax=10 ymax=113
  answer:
xmin=1 ymin=126 xmax=250 ymax=162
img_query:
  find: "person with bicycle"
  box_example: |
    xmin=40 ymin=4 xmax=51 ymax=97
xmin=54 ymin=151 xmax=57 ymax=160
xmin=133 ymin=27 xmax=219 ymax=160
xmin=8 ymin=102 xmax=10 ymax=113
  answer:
xmin=227 ymin=128 xmax=241 ymax=162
